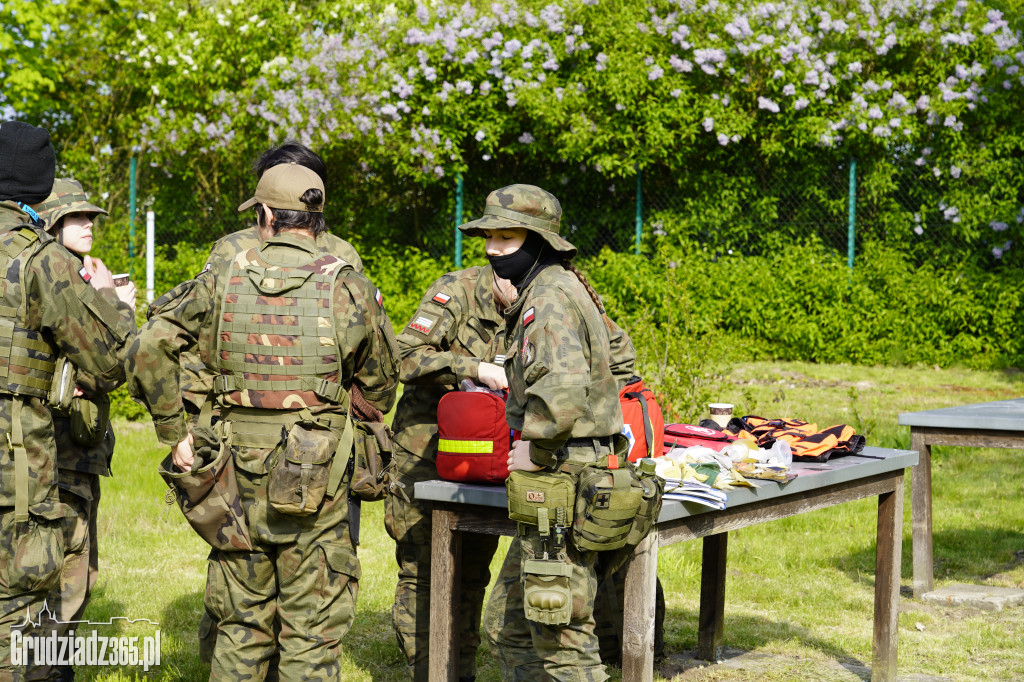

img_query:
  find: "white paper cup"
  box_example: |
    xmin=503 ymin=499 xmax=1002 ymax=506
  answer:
xmin=708 ymin=403 xmax=734 ymax=429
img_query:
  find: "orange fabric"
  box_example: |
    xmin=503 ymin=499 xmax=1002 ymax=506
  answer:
xmin=738 ymin=417 xmax=863 ymax=462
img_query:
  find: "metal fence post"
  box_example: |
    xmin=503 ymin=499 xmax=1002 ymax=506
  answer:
xmin=454 ymin=172 xmax=464 ymax=268
xmin=635 ymin=168 xmax=643 ymax=255
xmin=848 ymin=157 xmax=856 ymax=271
xmin=128 ymin=157 xmax=137 ymax=273
xmin=146 ymin=210 xmax=155 ymax=303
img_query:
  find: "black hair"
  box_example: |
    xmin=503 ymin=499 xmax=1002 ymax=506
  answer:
xmin=254 ymin=142 xmax=327 ymax=184
xmin=255 ymin=188 xmax=326 ymax=236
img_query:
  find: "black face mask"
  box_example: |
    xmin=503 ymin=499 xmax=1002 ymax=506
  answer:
xmin=487 ymin=231 xmax=546 ymax=284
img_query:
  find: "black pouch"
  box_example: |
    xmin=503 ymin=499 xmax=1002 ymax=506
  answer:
xmin=267 ymin=421 xmax=338 ymax=516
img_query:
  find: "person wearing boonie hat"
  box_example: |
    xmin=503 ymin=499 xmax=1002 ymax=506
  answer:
xmin=28 ymin=177 xmax=138 ymax=681
xmin=465 ymin=184 xmax=633 ymax=679
xmin=0 ymin=121 xmax=136 ymax=681
xmin=127 ymin=154 xmax=399 ymax=681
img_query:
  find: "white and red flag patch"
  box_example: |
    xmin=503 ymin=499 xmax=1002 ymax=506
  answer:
xmin=432 ymin=292 xmax=452 ymax=305
xmin=78 ymin=266 xmax=92 ymax=283
xmin=523 ymin=307 xmax=535 ymax=326
xmin=375 ymin=288 xmax=383 ymax=307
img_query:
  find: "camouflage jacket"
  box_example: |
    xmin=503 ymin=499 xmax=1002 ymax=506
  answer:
xmin=152 ymin=226 xmax=363 ymax=417
xmin=503 ymin=264 xmax=626 ymax=470
xmin=128 ymin=232 xmax=397 ymax=447
xmin=0 ymin=203 xmax=135 ymax=509
xmin=392 ymin=265 xmax=506 ymax=460
xmin=605 ymin=316 xmax=637 ymax=390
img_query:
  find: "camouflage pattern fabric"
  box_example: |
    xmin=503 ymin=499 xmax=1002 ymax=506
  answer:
xmin=481 ymin=262 xmax=627 ymax=680
xmin=458 ymin=184 xmax=576 ymax=258
xmin=32 ymin=178 xmax=107 ymax=230
xmin=157 ymin=226 xmax=363 ymax=418
xmin=0 ymin=204 xmax=134 ymax=681
xmin=385 ymin=266 xmax=504 ymax=680
xmin=127 ymin=231 xmax=397 ymax=680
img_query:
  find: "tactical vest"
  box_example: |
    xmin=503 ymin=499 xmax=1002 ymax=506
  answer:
xmin=0 ymin=224 xmax=60 ymax=399
xmin=211 ymin=241 xmax=353 ymax=412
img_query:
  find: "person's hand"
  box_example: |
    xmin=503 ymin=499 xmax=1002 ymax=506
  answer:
xmin=477 ymin=361 xmax=508 ymax=390
xmin=73 ymin=386 xmax=85 ymax=398
xmin=115 ymin=282 xmax=137 ymax=308
xmin=172 ymin=432 xmax=195 ymax=471
xmin=507 ymin=439 xmax=542 ymax=472
xmin=83 ymin=255 xmax=114 ymax=290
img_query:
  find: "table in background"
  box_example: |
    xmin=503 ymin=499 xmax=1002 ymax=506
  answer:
xmin=417 ymin=446 xmax=918 ymax=682
xmin=898 ymin=398 xmax=1024 ymax=597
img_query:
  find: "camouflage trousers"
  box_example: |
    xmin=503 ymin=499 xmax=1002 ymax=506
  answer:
xmin=482 ymin=531 xmax=608 ymax=682
xmin=0 ymin=497 xmax=66 ymax=682
xmin=202 ymin=441 xmax=360 ymax=682
xmin=593 ymin=556 xmax=666 ymax=667
xmin=384 ymin=450 xmax=499 ymax=681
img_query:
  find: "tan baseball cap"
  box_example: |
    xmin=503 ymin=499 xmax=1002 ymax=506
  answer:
xmin=237 ymin=162 xmax=325 ymax=213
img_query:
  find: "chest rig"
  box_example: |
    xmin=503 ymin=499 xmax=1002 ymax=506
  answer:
xmin=211 ymin=239 xmax=352 ymax=412
xmin=0 ymin=224 xmax=60 ymax=399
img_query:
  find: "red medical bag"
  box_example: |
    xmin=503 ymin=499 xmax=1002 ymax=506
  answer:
xmin=620 ymin=377 xmax=666 ymax=461
xmin=436 ymin=390 xmax=511 ymax=484
xmin=663 ymin=423 xmax=736 ymax=452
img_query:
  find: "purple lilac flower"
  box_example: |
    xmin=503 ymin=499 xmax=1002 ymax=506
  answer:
xmin=991 ymin=221 xmax=1008 ymax=231
xmin=518 ymin=132 xmax=535 ymax=143
xmin=649 ymin=64 xmax=664 ymax=80
xmin=703 ymin=117 xmax=714 ymax=131
xmin=758 ymin=96 xmax=780 ymax=113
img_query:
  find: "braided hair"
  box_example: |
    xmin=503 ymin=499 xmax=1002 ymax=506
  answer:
xmin=562 ymin=261 xmax=605 ymax=314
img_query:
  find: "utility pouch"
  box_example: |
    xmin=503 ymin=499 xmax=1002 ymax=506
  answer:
xmin=48 ymin=357 xmax=76 ymax=411
xmin=598 ymin=457 xmax=665 ymax=574
xmin=267 ymin=420 xmax=337 ymax=516
xmin=158 ymin=424 xmax=252 ymax=552
xmin=507 ymin=470 xmax=575 ymax=530
xmin=522 ymin=558 xmax=572 ymax=625
xmin=572 ymin=455 xmax=646 ymax=552
xmin=69 ymin=394 xmax=110 ymax=447
xmin=349 ymin=420 xmax=403 ymax=502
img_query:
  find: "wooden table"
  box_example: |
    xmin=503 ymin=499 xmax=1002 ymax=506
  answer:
xmin=898 ymin=398 xmax=1024 ymax=597
xmin=417 ymin=446 xmax=917 ymax=682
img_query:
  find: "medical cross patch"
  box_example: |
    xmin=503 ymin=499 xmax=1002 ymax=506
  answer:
xmin=78 ymin=266 xmax=92 ymax=283
xmin=432 ymin=292 xmax=451 ymax=305
xmin=523 ymin=307 xmax=535 ymax=326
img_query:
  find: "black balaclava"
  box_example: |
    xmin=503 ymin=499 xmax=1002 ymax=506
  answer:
xmin=487 ymin=231 xmax=562 ymax=292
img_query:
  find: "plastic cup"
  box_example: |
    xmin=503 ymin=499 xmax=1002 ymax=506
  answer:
xmin=708 ymin=403 xmax=734 ymax=429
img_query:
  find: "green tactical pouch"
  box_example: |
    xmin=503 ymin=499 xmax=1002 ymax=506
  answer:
xmin=507 ymin=470 xmax=575 ymax=528
xmin=349 ymin=420 xmax=401 ymax=502
xmin=599 ymin=458 xmax=665 ymax=574
xmin=158 ymin=425 xmax=253 ymax=552
xmin=572 ymin=456 xmax=646 ymax=552
xmin=69 ymin=395 xmax=110 ymax=447
xmin=267 ymin=421 xmax=337 ymax=516
xmin=522 ymin=558 xmax=573 ymax=625
xmin=48 ymin=357 xmax=76 ymax=411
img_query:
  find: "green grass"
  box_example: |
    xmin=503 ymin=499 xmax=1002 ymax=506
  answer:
xmin=76 ymin=361 xmax=1023 ymax=680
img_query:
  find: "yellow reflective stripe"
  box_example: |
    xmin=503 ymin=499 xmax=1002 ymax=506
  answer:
xmin=438 ymin=438 xmax=494 ymax=454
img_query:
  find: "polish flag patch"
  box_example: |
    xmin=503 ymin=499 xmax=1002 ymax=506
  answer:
xmin=78 ymin=266 xmax=92 ymax=283
xmin=432 ymin=292 xmax=451 ymax=305
xmin=523 ymin=307 xmax=535 ymax=326
xmin=375 ymin=288 xmax=383 ymax=307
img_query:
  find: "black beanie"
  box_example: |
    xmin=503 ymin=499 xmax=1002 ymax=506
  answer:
xmin=0 ymin=121 xmax=56 ymax=204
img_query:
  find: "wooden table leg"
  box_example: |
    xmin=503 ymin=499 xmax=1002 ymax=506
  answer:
xmin=910 ymin=429 xmax=933 ymax=597
xmin=872 ymin=476 xmax=904 ymax=682
xmin=429 ymin=508 xmax=462 ymax=682
xmin=697 ymin=532 xmax=728 ymax=662
xmin=622 ymin=527 xmax=659 ymax=682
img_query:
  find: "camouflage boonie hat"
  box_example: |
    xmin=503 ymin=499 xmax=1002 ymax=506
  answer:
xmin=458 ymin=184 xmax=577 ymax=258
xmin=33 ymin=178 xmax=107 ymax=232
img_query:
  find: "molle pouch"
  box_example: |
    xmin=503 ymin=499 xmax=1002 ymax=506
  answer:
xmin=350 ymin=420 xmax=401 ymax=502
xmin=506 ymin=470 xmax=575 ymax=529
xmin=623 ymin=457 xmax=664 ymax=546
xmin=48 ymin=356 xmax=76 ymax=411
xmin=267 ymin=421 xmax=338 ymax=516
xmin=70 ymin=394 xmax=110 ymax=447
xmin=158 ymin=425 xmax=252 ymax=552
xmin=522 ymin=558 xmax=572 ymax=625
xmin=572 ymin=456 xmax=646 ymax=552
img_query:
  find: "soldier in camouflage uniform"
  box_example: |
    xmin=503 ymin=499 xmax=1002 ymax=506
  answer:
xmin=31 ymin=179 xmax=137 ymax=682
xmin=127 ymin=162 xmax=398 ymax=681
xmin=459 ymin=184 xmax=625 ymax=681
xmin=0 ymin=122 xmax=135 ymax=681
xmin=385 ymin=265 xmax=511 ymax=681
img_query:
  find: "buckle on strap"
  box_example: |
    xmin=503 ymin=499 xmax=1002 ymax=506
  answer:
xmin=306 ymin=377 xmax=345 ymax=404
xmin=212 ymin=375 xmax=236 ymax=394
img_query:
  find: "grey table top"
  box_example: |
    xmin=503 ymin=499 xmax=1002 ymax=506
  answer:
xmin=414 ymin=446 xmax=918 ymax=524
xmin=897 ymin=398 xmax=1024 ymax=430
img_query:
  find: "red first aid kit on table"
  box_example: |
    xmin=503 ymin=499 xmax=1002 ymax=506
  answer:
xmin=436 ymin=389 xmax=511 ymax=484
xmin=663 ymin=423 xmax=736 ymax=453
